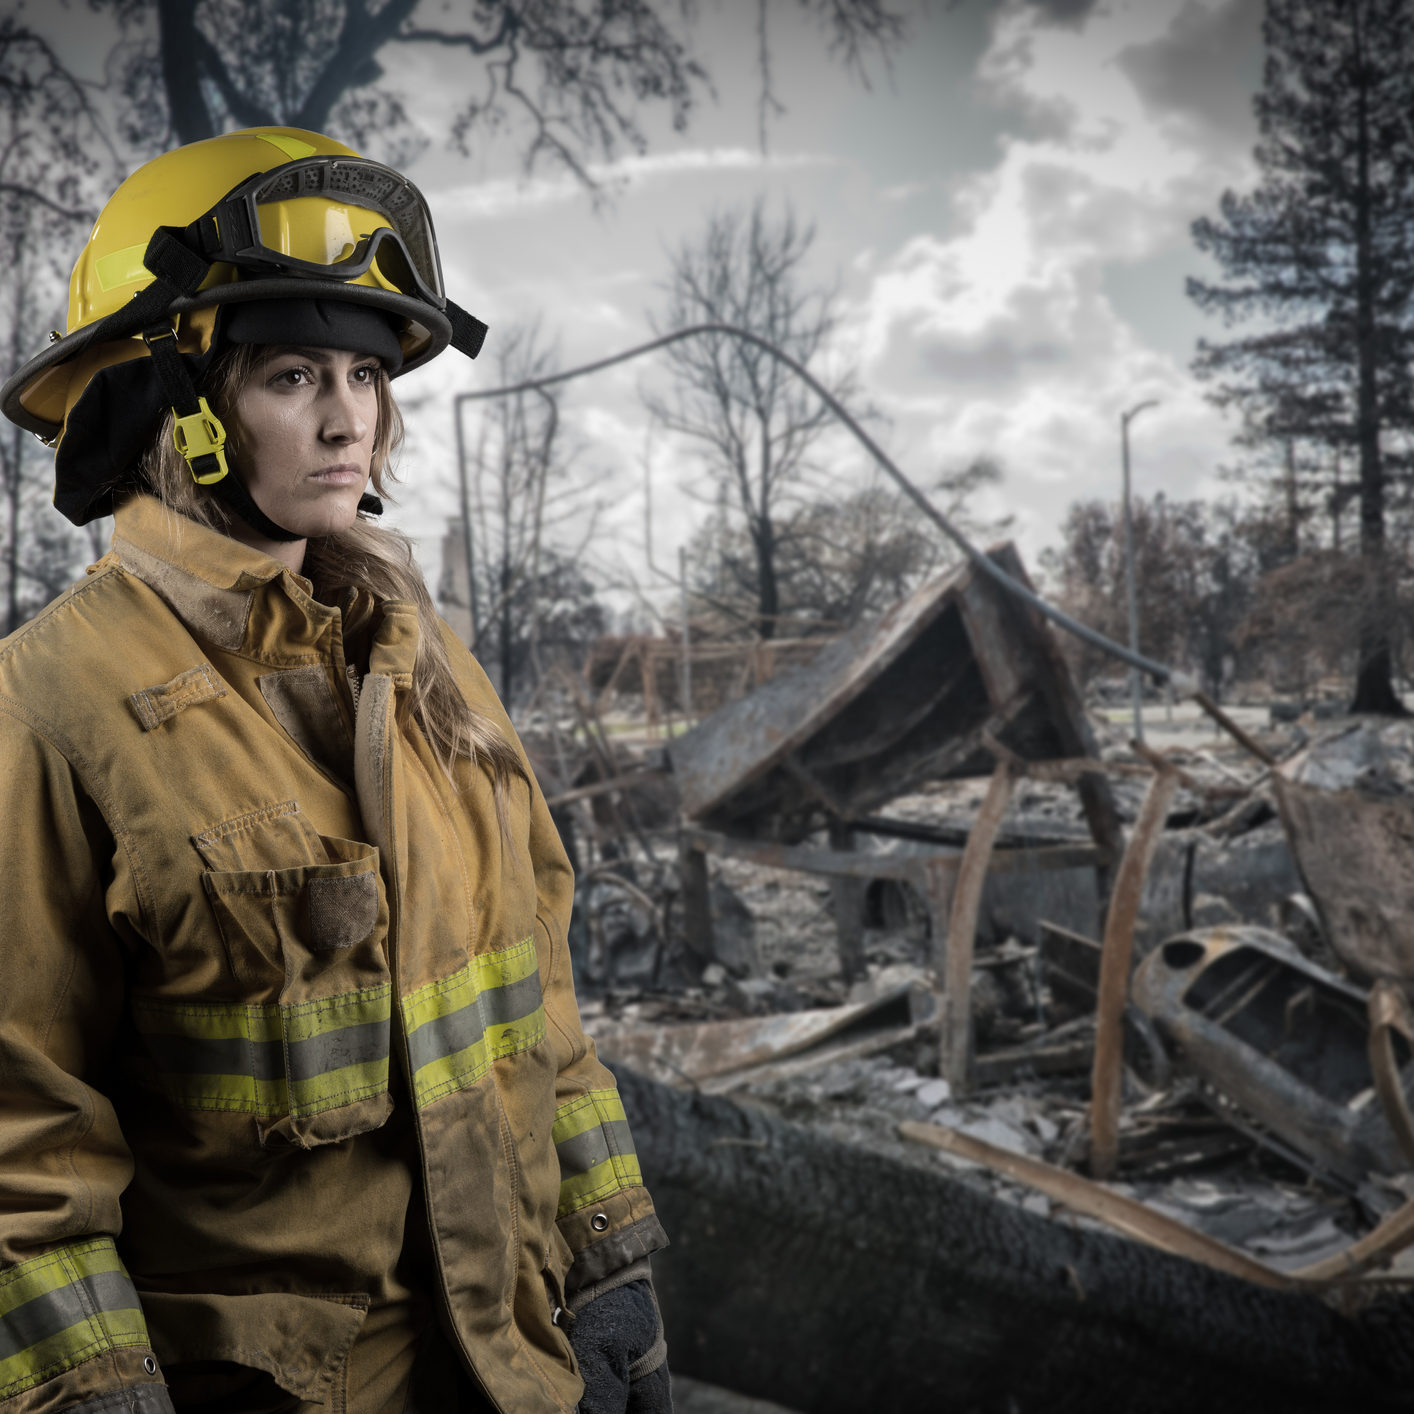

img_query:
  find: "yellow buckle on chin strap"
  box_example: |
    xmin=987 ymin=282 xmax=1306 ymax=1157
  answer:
xmin=172 ymin=397 xmax=229 ymax=484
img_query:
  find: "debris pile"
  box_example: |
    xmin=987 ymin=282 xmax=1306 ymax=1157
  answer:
xmin=538 ymin=549 xmax=1414 ymax=1412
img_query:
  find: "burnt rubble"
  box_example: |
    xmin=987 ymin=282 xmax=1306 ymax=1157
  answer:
xmin=533 ymin=550 xmax=1414 ymax=1412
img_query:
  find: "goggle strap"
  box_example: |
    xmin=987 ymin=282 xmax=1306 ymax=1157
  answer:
xmin=446 ymin=300 xmax=488 ymax=360
xmin=143 ymin=226 xmax=215 ymax=299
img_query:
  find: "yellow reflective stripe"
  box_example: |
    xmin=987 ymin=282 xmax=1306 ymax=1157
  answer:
xmin=130 ymin=1001 xmax=283 ymax=1045
xmin=288 ymin=1055 xmax=388 ymax=1116
xmin=93 ymin=242 xmax=150 ymax=292
xmin=553 ymin=1089 xmax=626 ymax=1144
xmin=0 ymin=1238 xmax=124 ymax=1312
xmin=156 ymin=1071 xmax=289 ymax=1118
xmin=409 ymin=1007 xmax=547 ymax=1108
xmin=256 ymin=131 xmax=317 ymax=160
xmin=401 ymin=938 xmax=539 ymax=1032
xmin=0 ymin=1240 xmax=149 ymax=1398
xmin=556 ymin=1155 xmax=644 ymax=1216
xmin=402 ymin=940 xmax=545 ymax=1108
xmin=553 ymin=1090 xmax=642 ymax=1217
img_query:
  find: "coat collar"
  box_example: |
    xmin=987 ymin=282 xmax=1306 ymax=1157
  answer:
xmin=110 ymin=493 xmax=334 ymax=656
xmin=109 ymin=494 xmax=420 ymax=677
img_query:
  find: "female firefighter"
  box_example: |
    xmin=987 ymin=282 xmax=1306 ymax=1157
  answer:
xmin=0 ymin=127 xmax=670 ymax=1414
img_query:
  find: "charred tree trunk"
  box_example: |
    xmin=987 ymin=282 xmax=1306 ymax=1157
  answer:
xmin=1349 ymin=11 xmax=1407 ymax=717
xmin=753 ymin=514 xmax=779 ymax=642
xmin=616 ymin=1066 xmax=1414 ymax=1414
xmin=156 ymin=0 xmax=216 ymax=143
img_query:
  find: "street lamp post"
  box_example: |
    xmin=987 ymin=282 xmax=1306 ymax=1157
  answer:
xmin=1120 ymin=399 xmax=1158 ymax=742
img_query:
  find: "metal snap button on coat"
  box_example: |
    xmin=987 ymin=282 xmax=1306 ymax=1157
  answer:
xmin=143 ymin=1356 xmax=158 ymax=1375
xmin=590 ymin=1211 xmax=609 ymax=1232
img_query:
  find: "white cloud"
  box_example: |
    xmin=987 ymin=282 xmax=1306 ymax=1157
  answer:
xmin=440 ymin=147 xmax=838 ymax=221
xmin=880 ymin=180 xmax=929 ymax=203
xmin=848 ymin=0 xmax=1256 ymax=564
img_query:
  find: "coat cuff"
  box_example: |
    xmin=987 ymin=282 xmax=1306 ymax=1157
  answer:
xmin=563 ymin=1213 xmax=669 ymax=1298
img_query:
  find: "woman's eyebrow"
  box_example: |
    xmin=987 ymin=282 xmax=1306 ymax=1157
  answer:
xmin=271 ymin=346 xmax=337 ymax=363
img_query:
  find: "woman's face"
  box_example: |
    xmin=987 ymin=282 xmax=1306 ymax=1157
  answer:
xmin=229 ymin=345 xmax=382 ymax=546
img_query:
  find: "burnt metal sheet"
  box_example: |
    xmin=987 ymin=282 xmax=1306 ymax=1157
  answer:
xmin=1132 ymin=925 xmax=1409 ymax=1184
xmin=668 ymin=545 xmax=1116 ymax=844
xmin=594 ymin=984 xmax=934 ymax=1090
xmin=1272 ymin=774 xmax=1414 ymax=988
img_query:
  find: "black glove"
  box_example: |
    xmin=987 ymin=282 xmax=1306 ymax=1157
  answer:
xmin=569 ymin=1275 xmax=672 ymax=1414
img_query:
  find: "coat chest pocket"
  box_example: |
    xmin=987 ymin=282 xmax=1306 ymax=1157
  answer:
xmin=133 ymin=806 xmax=394 ymax=1149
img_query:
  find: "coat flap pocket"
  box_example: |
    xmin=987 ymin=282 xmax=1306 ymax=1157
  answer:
xmin=192 ymin=799 xmax=323 ymax=872
xmin=142 ymin=1288 xmax=368 ymax=1401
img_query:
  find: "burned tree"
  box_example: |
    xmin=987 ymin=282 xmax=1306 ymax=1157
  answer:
xmin=683 ymin=457 xmax=1010 ymax=638
xmin=0 ymin=20 xmax=125 ymax=633
xmin=1188 ymin=0 xmax=1414 ymax=714
xmin=449 ymin=320 xmax=606 ymax=706
xmin=1041 ymin=495 xmax=1261 ymax=698
xmin=89 ymin=0 xmax=907 ymax=180
xmin=647 ymin=200 xmax=870 ymax=641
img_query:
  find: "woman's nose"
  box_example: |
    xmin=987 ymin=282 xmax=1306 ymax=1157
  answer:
xmin=321 ymin=381 xmax=371 ymax=445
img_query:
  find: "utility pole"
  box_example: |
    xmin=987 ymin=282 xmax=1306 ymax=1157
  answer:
xmin=679 ymin=545 xmax=692 ymax=729
xmin=1121 ymin=399 xmax=1158 ymax=742
xmin=452 ymin=392 xmax=480 ymax=644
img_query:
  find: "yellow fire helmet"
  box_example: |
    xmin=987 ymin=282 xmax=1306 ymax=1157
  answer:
xmin=0 ymin=126 xmax=487 ymax=533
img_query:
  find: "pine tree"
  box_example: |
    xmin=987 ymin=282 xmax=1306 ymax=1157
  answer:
xmin=1188 ymin=0 xmax=1414 ymax=714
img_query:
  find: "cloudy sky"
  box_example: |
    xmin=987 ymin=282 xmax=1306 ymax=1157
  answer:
xmin=30 ymin=0 xmax=1268 ymax=624
xmin=377 ymin=0 xmax=1267 ymax=622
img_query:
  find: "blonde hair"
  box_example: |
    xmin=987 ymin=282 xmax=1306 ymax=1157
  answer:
xmin=138 ymin=341 xmax=524 ymax=800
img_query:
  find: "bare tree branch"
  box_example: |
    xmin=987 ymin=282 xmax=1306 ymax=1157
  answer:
xmin=645 ymin=198 xmax=871 ymax=639
xmin=0 ymin=181 xmax=91 ymax=222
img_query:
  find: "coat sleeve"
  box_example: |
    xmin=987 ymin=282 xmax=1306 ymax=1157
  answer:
xmin=440 ymin=626 xmax=669 ymax=1294
xmin=0 ymin=705 xmax=172 ymax=1412
xmin=524 ymin=735 xmax=670 ymax=1293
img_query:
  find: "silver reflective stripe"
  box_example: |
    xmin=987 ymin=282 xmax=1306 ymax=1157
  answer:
xmin=0 ymin=1269 xmax=138 ymax=1363
xmin=145 ymin=1022 xmax=389 ymax=1082
xmin=556 ymin=1119 xmax=636 ymax=1182
xmin=0 ymin=1240 xmax=150 ymax=1397
xmin=287 ymin=1016 xmax=389 ymax=1082
xmin=405 ymin=971 xmax=543 ymax=1074
xmin=143 ymin=1031 xmax=283 ymax=1082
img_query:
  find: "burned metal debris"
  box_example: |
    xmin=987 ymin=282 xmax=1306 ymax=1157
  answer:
xmin=1132 ymin=924 xmax=1411 ymax=1185
xmin=543 ymin=554 xmax=1414 ymax=1412
xmin=668 ymin=546 xmax=1123 ymax=1097
xmin=668 ymin=544 xmax=1119 ymax=846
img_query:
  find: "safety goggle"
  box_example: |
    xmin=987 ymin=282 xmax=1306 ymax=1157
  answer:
xmin=195 ymin=156 xmax=446 ymax=310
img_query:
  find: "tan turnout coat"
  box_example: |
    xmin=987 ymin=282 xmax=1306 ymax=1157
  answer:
xmin=0 ymin=494 xmax=664 ymax=1412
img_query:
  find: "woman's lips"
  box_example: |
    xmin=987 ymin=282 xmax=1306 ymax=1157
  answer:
xmin=311 ymin=464 xmax=363 ymax=485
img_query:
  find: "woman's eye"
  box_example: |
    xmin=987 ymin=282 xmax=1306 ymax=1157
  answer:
xmin=273 ymin=365 xmax=311 ymax=386
xmin=352 ymin=363 xmax=380 ymax=385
